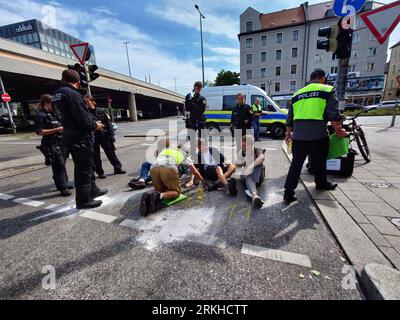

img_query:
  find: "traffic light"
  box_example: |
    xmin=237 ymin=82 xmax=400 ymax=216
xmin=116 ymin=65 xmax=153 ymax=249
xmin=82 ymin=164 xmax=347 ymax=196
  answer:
xmin=317 ymin=25 xmax=339 ymax=53
xmin=68 ymin=63 xmax=88 ymax=89
xmin=88 ymin=65 xmax=100 ymax=82
xmin=317 ymin=18 xmax=353 ymax=59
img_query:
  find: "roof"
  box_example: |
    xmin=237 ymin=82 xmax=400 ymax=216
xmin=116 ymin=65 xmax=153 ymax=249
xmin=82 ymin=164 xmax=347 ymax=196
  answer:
xmin=390 ymin=41 xmax=400 ymax=49
xmin=306 ymin=1 xmax=334 ymax=21
xmin=260 ymin=6 xmax=306 ymax=30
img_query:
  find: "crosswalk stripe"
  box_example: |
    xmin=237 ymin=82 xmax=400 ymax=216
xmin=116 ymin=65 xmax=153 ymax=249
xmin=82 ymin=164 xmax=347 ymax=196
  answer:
xmin=241 ymin=244 xmax=312 ymax=268
xmin=80 ymin=211 xmax=118 ymax=223
xmin=0 ymin=193 xmax=14 ymax=200
xmin=13 ymin=197 xmax=44 ymax=208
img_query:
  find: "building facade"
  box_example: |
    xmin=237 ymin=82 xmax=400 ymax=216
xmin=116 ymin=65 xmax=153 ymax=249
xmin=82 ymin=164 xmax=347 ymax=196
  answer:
xmin=239 ymin=1 xmax=389 ymax=108
xmin=0 ymin=19 xmax=96 ymax=65
xmin=384 ymin=41 xmax=400 ymax=101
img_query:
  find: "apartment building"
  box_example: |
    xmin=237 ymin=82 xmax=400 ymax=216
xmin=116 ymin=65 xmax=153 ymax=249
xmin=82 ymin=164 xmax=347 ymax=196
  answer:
xmin=384 ymin=41 xmax=400 ymax=101
xmin=239 ymin=1 xmax=389 ymax=107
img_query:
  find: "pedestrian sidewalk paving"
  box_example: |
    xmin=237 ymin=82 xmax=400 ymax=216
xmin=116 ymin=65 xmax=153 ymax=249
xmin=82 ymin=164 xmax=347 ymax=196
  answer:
xmin=300 ymin=152 xmax=400 ymax=271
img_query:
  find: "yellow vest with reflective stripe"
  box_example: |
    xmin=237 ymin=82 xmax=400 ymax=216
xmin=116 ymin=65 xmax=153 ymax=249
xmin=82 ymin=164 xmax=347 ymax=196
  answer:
xmin=159 ymin=148 xmax=185 ymax=165
xmin=292 ymin=83 xmax=334 ymax=121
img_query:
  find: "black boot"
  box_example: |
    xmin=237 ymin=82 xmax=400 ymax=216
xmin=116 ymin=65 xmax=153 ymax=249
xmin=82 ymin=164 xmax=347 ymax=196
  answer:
xmin=316 ymin=181 xmax=338 ymax=191
xmin=284 ymin=191 xmax=297 ymax=205
xmin=114 ymin=168 xmax=126 ymax=175
xmin=76 ymin=200 xmax=102 ymax=210
xmin=91 ymin=188 xmax=109 ymax=199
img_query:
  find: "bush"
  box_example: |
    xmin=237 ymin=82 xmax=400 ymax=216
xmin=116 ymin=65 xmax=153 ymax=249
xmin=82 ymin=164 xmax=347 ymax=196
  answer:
xmin=344 ymin=108 xmax=400 ymax=117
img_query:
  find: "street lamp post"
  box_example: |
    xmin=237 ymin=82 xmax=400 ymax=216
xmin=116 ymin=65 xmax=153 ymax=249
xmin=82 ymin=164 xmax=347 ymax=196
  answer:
xmin=123 ymin=41 xmax=132 ymax=78
xmin=173 ymin=77 xmax=178 ymax=92
xmin=195 ymin=4 xmax=206 ymax=86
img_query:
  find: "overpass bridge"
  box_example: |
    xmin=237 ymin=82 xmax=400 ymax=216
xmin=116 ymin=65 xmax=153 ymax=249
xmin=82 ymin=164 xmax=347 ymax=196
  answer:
xmin=0 ymin=37 xmax=184 ymax=121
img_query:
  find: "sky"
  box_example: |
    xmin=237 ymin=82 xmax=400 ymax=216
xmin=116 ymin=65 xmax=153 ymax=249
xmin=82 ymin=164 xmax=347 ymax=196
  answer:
xmin=0 ymin=0 xmax=399 ymax=94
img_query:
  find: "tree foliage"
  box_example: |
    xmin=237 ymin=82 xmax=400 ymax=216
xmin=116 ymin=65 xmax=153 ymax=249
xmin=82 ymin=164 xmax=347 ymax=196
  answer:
xmin=214 ymin=69 xmax=240 ymax=86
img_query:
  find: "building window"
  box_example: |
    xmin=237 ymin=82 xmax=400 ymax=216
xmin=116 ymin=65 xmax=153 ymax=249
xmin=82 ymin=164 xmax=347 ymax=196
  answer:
xmin=366 ymin=63 xmax=375 ymax=71
xmin=292 ymin=47 xmax=298 ymax=58
xmin=246 ymin=70 xmax=253 ymax=80
xmin=352 ymin=50 xmax=359 ymax=58
xmin=353 ymin=33 xmax=361 ymax=43
xmin=276 ymin=50 xmax=282 ymax=60
xmin=277 ymin=33 xmax=283 ymax=44
xmin=331 ymin=66 xmax=338 ymax=74
xmin=275 ymin=66 xmax=281 ymax=76
xmin=393 ymin=65 xmax=397 ymax=74
xmin=290 ymin=81 xmax=296 ymax=92
xmin=368 ymin=47 xmax=377 ymax=56
xmin=261 ymin=35 xmax=267 ymax=46
xmin=370 ymin=34 xmax=376 ymax=41
xmin=293 ymin=30 xmax=299 ymax=41
xmin=261 ymin=52 xmax=267 ymax=62
xmin=32 ymin=32 xmax=39 ymax=42
xmin=246 ymin=38 xmax=253 ymax=48
xmin=275 ymin=82 xmax=281 ymax=92
xmin=291 ymin=65 xmax=297 ymax=75
xmin=261 ymin=84 xmax=266 ymax=91
xmin=315 ymin=54 xmax=323 ymax=63
xmin=246 ymin=21 xmax=253 ymax=33
xmin=261 ymin=68 xmax=267 ymax=79
xmin=349 ymin=65 xmax=356 ymax=72
xmin=246 ymin=54 xmax=252 ymax=64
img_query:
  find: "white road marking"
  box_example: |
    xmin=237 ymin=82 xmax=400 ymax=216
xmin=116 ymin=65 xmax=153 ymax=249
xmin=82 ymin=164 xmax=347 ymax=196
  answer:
xmin=80 ymin=211 xmax=118 ymax=223
xmin=13 ymin=197 xmax=44 ymax=208
xmin=0 ymin=193 xmax=14 ymax=200
xmin=241 ymin=244 xmax=312 ymax=268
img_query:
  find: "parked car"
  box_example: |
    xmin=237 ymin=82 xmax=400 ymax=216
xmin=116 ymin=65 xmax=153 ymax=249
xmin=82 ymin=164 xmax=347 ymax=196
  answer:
xmin=368 ymin=101 xmax=398 ymax=110
xmin=0 ymin=115 xmax=36 ymax=132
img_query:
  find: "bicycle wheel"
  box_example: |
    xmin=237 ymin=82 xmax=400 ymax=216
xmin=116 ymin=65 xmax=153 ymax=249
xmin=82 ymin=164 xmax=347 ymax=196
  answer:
xmin=354 ymin=127 xmax=371 ymax=163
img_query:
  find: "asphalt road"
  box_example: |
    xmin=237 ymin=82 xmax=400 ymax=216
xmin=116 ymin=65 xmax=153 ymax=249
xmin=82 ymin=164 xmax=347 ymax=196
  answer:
xmin=0 ymin=118 xmax=362 ymax=299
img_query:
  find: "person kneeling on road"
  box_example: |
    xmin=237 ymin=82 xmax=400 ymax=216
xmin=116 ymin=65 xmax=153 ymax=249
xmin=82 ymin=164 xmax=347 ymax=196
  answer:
xmin=233 ymin=135 xmax=266 ymax=209
xmin=187 ymin=138 xmax=237 ymax=195
xmin=140 ymin=138 xmax=203 ymax=216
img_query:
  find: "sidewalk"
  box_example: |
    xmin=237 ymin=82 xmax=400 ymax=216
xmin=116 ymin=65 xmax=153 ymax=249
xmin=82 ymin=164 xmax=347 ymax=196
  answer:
xmin=283 ymin=143 xmax=400 ymax=298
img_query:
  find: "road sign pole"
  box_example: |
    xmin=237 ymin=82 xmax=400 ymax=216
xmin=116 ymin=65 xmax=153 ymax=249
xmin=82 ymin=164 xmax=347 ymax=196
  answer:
xmin=391 ymin=99 xmax=399 ymax=128
xmin=0 ymin=75 xmax=16 ymax=135
xmin=337 ymin=57 xmax=350 ymax=112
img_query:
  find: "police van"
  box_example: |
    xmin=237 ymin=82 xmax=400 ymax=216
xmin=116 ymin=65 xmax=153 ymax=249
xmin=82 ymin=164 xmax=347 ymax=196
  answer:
xmin=201 ymin=85 xmax=288 ymax=138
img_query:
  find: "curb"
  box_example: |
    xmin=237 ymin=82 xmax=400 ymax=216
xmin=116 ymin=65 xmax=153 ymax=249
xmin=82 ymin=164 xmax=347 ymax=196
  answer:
xmin=281 ymin=142 xmax=396 ymax=300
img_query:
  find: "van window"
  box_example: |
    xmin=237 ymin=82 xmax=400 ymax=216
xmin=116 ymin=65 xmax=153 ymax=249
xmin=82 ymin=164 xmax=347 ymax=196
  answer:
xmin=251 ymin=95 xmax=276 ymax=112
xmin=223 ymin=95 xmax=243 ymax=111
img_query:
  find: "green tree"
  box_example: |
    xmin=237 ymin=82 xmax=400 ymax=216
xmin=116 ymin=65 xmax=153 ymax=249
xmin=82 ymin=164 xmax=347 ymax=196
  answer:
xmin=214 ymin=69 xmax=240 ymax=86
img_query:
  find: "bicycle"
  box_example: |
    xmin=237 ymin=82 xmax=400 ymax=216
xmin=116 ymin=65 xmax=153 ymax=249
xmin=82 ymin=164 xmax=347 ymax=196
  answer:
xmin=342 ymin=107 xmax=374 ymax=163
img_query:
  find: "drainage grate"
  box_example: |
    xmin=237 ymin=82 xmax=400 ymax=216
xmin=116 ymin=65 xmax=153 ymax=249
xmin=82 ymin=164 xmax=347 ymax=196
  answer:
xmin=365 ymin=183 xmax=392 ymax=189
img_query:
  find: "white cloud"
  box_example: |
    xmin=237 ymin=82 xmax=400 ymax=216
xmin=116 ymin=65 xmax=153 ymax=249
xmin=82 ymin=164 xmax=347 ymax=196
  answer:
xmin=0 ymin=0 xmax=218 ymax=94
xmin=92 ymin=5 xmax=116 ymax=16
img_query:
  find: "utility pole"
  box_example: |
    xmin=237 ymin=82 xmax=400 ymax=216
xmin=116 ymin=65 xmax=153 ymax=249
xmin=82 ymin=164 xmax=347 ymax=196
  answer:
xmin=0 ymin=75 xmax=16 ymax=134
xmin=173 ymin=77 xmax=178 ymax=92
xmin=123 ymin=41 xmax=132 ymax=78
xmin=195 ymin=4 xmax=206 ymax=86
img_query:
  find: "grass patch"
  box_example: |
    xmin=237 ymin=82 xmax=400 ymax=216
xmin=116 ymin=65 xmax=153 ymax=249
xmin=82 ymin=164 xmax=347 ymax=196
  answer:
xmin=344 ymin=108 xmax=400 ymax=117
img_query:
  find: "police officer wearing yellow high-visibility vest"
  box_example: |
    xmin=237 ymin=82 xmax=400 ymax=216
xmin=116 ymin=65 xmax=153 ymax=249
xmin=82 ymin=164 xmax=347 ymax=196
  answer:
xmin=284 ymin=69 xmax=347 ymax=204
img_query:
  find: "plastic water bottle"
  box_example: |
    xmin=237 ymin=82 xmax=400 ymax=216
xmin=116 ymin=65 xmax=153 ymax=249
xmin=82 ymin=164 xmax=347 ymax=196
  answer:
xmin=197 ymin=182 xmax=205 ymax=200
xmin=287 ymin=141 xmax=293 ymax=155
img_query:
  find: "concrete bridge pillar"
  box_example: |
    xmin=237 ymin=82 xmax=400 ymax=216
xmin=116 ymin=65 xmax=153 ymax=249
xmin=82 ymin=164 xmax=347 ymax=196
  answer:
xmin=129 ymin=92 xmax=138 ymax=122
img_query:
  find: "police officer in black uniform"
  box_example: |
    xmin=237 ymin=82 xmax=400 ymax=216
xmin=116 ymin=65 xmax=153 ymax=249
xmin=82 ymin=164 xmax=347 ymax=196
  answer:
xmin=52 ymin=69 xmax=108 ymax=210
xmin=185 ymin=81 xmax=207 ymax=137
xmin=84 ymin=95 xmax=126 ymax=179
xmin=230 ymin=93 xmax=254 ymax=149
xmin=35 ymin=94 xmax=72 ymax=197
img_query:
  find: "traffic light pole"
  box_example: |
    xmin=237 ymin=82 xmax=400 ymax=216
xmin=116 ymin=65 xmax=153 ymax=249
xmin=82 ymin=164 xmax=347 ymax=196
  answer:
xmin=0 ymin=75 xmax=17 ymax=135
xmin=337 ymin=57 xmax=350 ymax=112
xmin=84 ymin=62 xmax=92 ymax=96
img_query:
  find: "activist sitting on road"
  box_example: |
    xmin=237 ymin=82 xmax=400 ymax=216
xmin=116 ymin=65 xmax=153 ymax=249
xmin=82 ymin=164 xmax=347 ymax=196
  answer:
xmin=186 ymin=138 xmax=237 ymax=195
xmin=233 ymin=135 xmax=266 ymax=209
xmin=139 ymin=138 xmax=203 ymax=216
xmin=129 ymin=142 xmax=190 ymax=190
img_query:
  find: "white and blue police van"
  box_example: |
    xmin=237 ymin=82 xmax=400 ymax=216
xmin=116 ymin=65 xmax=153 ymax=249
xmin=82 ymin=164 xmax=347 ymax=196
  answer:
xmin=202 ymin=84 xmax=288 ymax=138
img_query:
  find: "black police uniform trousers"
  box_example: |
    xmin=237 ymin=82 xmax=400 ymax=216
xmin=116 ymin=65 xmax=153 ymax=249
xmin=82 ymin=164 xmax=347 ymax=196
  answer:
xmin=69 ymin=139 xmax=101 ymax=205
xmin=51 ymin=148 xmax=69 ymax=191
xmin=93 ymin=134 xmax=122 ymax=175
xmin=284 ymin=136 xmax=329 ymax=194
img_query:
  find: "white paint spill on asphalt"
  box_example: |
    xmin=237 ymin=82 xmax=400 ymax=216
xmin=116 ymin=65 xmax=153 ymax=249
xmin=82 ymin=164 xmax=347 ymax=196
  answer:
xmin=120 ymin=206 xmax=220 ymax=251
